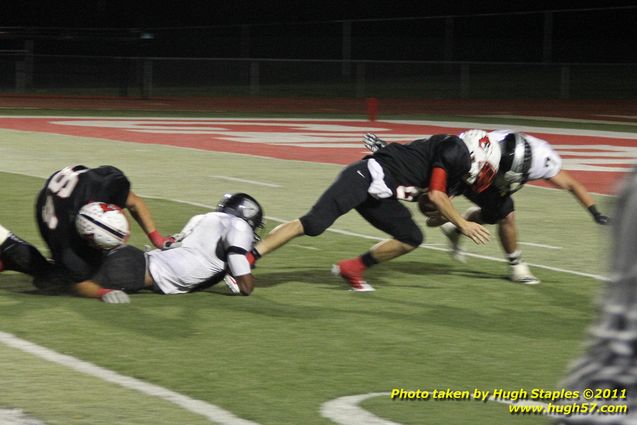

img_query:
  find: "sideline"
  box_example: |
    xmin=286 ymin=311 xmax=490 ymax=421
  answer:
xmin=0 ymin=332 xmax=260 ymax=425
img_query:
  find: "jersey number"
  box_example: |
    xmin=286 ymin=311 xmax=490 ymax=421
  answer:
xmin=395 ymin=185 xmax=422 ymax=202
xmin=42 ymin=167 xmax=86 ymax=230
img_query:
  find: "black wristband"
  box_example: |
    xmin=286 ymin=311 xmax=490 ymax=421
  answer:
xmin=251 ymin=247 xmax=262 ymax=259
xmin=588 ymin=205 xmax=600 ymax=217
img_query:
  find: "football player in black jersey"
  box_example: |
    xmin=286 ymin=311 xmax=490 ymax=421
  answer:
xmin=247 ymin=133 xmax=500 ymax=291
xmin=0 ymin=164 xmax=173 ymax=302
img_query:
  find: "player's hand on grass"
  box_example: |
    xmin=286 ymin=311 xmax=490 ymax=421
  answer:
xmin=100 ymin=289 xmax=130 ymax=304
xmin=593 ymin=212 xmax=610 ymax=225
xmin=460 ymin=221 xmax=490 ymax=244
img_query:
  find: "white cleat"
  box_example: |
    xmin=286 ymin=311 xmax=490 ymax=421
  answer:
xmin=440 ymin=222 xmax=467 ymax=263
xmin=509 ymin=263 xmax=540 ymax=285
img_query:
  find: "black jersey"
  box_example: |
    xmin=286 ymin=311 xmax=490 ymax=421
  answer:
xmin=35 ymin=165 xmax=131 ymax=280
xmin=370 ymin=134 xmax=471 ymax=197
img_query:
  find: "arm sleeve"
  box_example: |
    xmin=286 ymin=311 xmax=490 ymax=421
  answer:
xmin=429 ymin=167 xmax=447 ymax=193
xmin=227 ymin=254 xmax=251 ymax=277
xmin=224 ymin=220 xmax=254 ymax=277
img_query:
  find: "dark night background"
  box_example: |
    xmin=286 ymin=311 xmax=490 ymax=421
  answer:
xmin=1 ymin=0 xmax=636 ymax=99
xmin=2 ymin=0 xmax=636 ymax=62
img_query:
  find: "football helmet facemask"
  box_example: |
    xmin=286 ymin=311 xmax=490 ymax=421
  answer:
xmin=497 ymin=132 xmax=532 ymax=194
xmin=216 ymin=193 xmax=265 ymax=235
xmin=461 ymin=129 xmax=501 ymax=193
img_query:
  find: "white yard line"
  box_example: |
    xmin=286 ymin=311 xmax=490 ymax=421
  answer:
xmin=383 ymin=119 xmax=637 ymax=140
xmin=289 ymin=244 xmax=321 ymax=251
xmin=2 ymin=115 xmax=636 ymax=139
xmin=0 ymin=408 xmax=46 ymax=425
xmin=209 ymin=175 xmax=281 ymax=188
xmin=321 ymin=393 xmax=402 ymax=425
xmin=0 ymin=332 xmax=261 ymax=425
xmin=469 ymin=114 xmax=637 ymax=127
xmin=519 ymin=242 xmax=562 ymax=250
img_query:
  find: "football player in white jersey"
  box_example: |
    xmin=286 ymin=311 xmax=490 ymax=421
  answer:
xmin=70 ymin=193 xmax=264 ymax=302
xmin=439 ymin=129 xmax=610 ymax=285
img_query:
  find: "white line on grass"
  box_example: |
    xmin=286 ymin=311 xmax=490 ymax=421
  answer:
xmin=209 ymin=175 xmax=281 ymax=188
xmin=469 ymin=114 xmax=637 ymax=127
xmin=0 ymin=408 xmax=46 ymax=425
xmin=142 ymin=196 xmax=609 ymax=281
xmin=289 ymin=244 xmax=321 ymax=251
xmin=321 ymin=392 xmax=558 ymax=425
xmin=0 ymin=332 xmax=260 ymax=425
xmin=321 ymin=393 xmax=402 ymax=425
xmin=519 ymin=242 xmax=562 ymax=250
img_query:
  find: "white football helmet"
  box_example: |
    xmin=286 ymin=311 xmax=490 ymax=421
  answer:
xmin=460 ymin=129 xmax=501 ymax=192
xmin=75 ymin=202 xmax=130 ymax=250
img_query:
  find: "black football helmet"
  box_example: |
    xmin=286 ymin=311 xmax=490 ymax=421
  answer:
xmin=216 ymin=193 xmax=265 ymax=232
xmin=497 ymin=133 xmax=532 ymax=194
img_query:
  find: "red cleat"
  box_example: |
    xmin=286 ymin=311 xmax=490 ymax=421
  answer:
xmin=0 ymin=259 xmax=4 ymax=272
xmin=332 ymin=258 xmax=375 ymax=292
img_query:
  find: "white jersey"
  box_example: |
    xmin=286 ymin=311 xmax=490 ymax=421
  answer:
xmin=487 ymin=130 xmax=562 ymax=181
xmin=147 ymin=212 xmax=254 ymax=294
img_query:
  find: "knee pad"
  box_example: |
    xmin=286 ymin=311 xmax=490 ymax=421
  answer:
xmin=299 ymin=213 xmax=329 ymax=237
xmin=395 ymin=227 xmax=424 ymax=248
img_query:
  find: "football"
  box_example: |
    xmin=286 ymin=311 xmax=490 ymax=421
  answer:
xmin=75 ymin=202 xmax=130 ymax=250
xmin=417 ymin=193 xmax=439 ymax=217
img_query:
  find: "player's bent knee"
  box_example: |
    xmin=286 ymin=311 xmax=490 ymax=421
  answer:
xmin=299 ymin=214 xmax=329 ymax=237
xmin=396 ymin=228 xmax=424 ymax=248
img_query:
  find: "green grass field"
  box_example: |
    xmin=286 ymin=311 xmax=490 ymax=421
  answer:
xmin=0 ymin=115 xmax=620 ymax=424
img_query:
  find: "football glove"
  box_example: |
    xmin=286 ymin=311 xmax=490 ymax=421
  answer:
xmin=363 ymin=133 xmax=387 ymax=153
xmin=593 ymin=213 xmax=610 ymax=225
xmin=223 ymin=274 xmax=241 ymax=295
xmin=588 ymin=205 xmax=610 ymax=225
xmin=101 ymin=289 xmax=130 ymax=304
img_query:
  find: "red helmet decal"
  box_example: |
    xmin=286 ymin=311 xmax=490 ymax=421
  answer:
xmin=472 ymin=162 xmax=497 ymax=193
xmin=99 ymin=202 xmax=121 ymax=212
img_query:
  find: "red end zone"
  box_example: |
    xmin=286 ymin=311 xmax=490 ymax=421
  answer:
xmin=0 ymin=116 xmax=634 ymax=195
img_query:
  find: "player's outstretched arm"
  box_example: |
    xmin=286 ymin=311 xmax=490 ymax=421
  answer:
xmin=547 ymin=170 xmax=610 ymax=224
xmin=429 ymin=189 xmax=490 ymax=244
xmin=125 ymin=191 xmax=176 ymax=247
xmin=72 ymin=280 xmax=130 ymax=303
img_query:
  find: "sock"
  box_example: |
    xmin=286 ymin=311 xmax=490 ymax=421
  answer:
xmin=506 ymin=250 xmax=522 ymax=266
xmin=361 ymin=252 xmax=378 ymax=268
